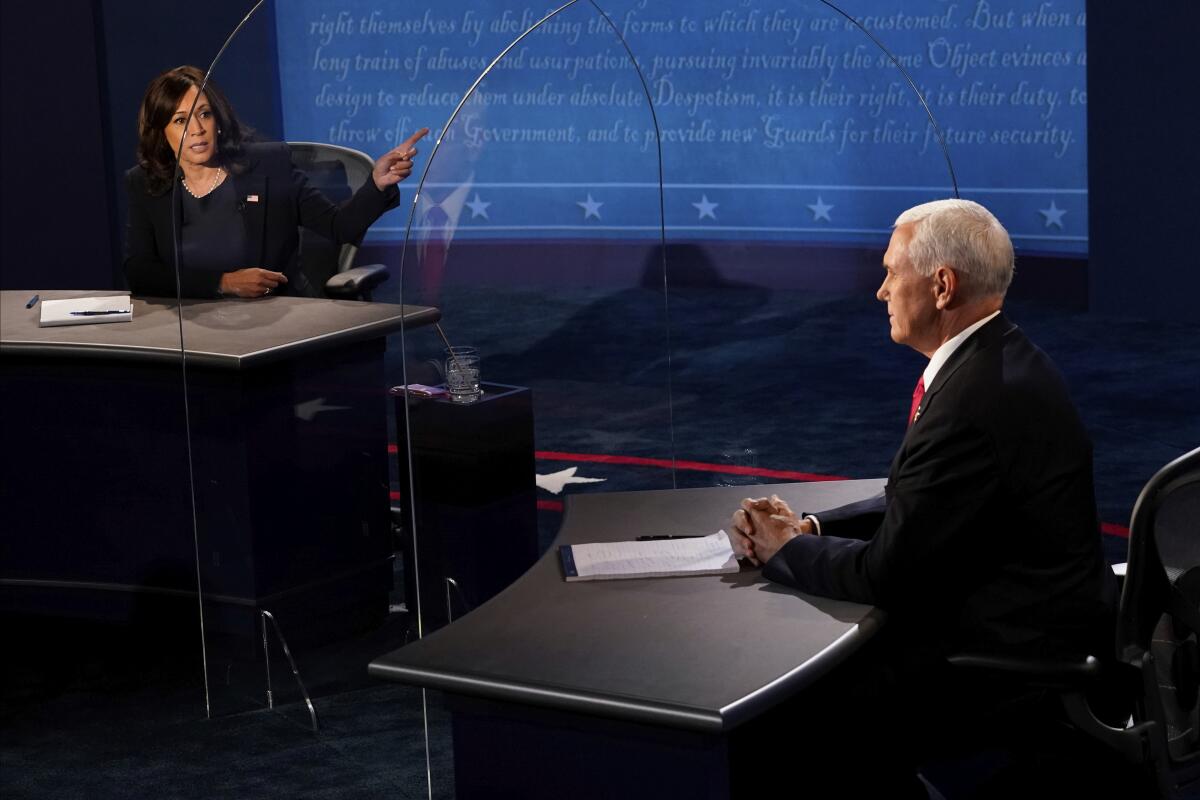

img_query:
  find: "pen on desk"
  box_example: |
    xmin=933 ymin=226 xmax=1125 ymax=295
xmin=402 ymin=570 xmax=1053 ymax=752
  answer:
xmin=635 ymin=535 xmax=703 ymax=541
xmin=69 ymin=309 xmax=131 ymax=316
xmin=25 ymin=294 xmax=39 ymax=309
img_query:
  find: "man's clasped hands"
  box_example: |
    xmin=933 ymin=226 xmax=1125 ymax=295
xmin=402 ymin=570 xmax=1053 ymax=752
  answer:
xmin=729 ymin=494 xmax=817 ymax=566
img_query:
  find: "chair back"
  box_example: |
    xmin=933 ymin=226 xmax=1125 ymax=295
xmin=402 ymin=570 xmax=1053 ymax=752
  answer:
xmin=288 ymin=142 xmax=376 ymax=289
xmin=1117 ymin=446 xmax=1200 ymax=796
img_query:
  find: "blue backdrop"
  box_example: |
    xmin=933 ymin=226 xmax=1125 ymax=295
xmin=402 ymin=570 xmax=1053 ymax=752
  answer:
xmin=274 ymin=0 xmax=1087 ymax=254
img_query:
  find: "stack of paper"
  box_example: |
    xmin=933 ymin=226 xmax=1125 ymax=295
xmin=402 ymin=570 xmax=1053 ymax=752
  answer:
xmin=560 ymin=531 xmax=739 ymax=582
xmin=39 ymin=296 xmax=133 ymax=327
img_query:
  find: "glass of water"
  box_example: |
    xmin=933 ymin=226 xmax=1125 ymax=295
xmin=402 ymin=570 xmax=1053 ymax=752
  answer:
xmin=444 ymin=346 xmax=481 ymax=404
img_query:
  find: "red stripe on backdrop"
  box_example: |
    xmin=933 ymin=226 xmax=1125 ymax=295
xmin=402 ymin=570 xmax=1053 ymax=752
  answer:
xmin=387 ymin=445 xmax=1132 ymax=533
xmin=388 ymin=443 xmax=843 ymax=480
xmin=534 ymin=450 xmax=848 ymax=482
xmin=1100 ymin=522 xmax=1130 ymax=538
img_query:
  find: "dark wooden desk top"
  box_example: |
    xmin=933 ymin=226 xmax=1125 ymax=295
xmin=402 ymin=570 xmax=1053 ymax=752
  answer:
xmin=0 ymin=290 xmax=440 ymax=369
xmin=370 ymin=479 xmax=887 ymax=734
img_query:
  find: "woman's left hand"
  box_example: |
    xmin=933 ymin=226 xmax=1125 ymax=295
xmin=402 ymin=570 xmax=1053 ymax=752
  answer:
xmin=372 ymin=127 xmax=430 ymax=190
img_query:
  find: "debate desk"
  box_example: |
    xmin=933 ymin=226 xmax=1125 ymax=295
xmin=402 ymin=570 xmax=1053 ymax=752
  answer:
xmin=0 ymin=290 xmax=438 ymax=644
xmin=370 ymin=478 xmax=887 ymax=799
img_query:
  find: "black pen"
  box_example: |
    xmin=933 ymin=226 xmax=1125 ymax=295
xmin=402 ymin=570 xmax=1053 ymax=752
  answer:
xmin=25 ymin=294 xmax=39 ymax=309
xmin=635 ymin=535 xmax=703 ymax=541
xmin=70 ymin=309 xmax=131 ymax=316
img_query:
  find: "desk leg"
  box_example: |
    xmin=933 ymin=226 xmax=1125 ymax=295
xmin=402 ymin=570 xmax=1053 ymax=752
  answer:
xmin=446 ymin=696 xmax=732 ymax=800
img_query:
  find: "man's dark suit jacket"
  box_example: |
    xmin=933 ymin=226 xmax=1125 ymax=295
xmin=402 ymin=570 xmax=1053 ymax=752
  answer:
xmin=123 ymin=142 xmax=398 ymax=298
xmin=765 ymin=313 xmax=1116 ymax=659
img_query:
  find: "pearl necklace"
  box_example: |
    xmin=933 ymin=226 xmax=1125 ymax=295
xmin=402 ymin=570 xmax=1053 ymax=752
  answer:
xmin=181 ymin=166 xmax=224 ymax=198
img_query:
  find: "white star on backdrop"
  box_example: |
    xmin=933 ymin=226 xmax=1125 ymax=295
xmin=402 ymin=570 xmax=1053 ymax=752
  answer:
xmin=535 ymin=467 xmax=607 ymax=495
xmin=465 ymin=193 xmax=491 ymax=220
xmin=293 ymin=397 xmax=350 ymax=422
xmin=577 ymin=194 xmax=603 ymax=220
xmin=807 ymin=196 xmax=834 ymax=222
xmin=1038 ymin=200 xmax=1067 ymax=229
xmin=692 ymin=194 xmax=718 ymax=220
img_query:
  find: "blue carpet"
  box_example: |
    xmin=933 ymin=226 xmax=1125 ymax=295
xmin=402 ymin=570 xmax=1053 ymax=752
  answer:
xmin=4 ymin=282 xmax=1196 ymax=798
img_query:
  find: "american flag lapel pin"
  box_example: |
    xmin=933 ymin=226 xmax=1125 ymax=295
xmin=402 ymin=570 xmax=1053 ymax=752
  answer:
xmin=246 ymin=194 xmax=260 ymax=203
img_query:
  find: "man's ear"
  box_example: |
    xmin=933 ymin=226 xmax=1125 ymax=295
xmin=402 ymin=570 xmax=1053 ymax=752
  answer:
xmin=932 ymin=265 xmax=958 ymax=309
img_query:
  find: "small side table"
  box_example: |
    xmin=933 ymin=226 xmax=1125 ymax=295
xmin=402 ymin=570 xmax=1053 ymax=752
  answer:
xmin=392 ymin=382 xmax=538 ymax=631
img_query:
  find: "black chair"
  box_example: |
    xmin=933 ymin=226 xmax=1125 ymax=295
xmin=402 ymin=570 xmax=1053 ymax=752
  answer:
xmin=288 ymin=141 xmax=391 ymax=300
xmin=942 ymin=446 xmax=1200 ymax=798
xmin=1115 ymin=445 xmax=1200 ymax=796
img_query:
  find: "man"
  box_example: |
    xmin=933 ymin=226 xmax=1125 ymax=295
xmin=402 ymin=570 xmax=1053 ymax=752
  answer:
xmin=730 ymin=200 xmax=1117 ymax=794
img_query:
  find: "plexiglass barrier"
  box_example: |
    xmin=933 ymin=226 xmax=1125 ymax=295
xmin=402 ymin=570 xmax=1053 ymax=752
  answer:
xmin=394 ymin=0 xmax=673 ymax=637
xmin=171 ymin=2 xmax=430 ymax=754
xmin=651 ymin=0 xmax=962 ymax=490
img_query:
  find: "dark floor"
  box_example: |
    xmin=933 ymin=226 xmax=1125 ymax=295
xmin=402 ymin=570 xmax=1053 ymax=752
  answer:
xmin=3 ymin=282 xmax=1197 ymax=799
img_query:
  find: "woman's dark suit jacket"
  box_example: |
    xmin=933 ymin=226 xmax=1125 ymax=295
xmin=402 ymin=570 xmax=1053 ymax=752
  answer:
xmin=123 ymin=142 xmax=398 ymax=298
xmin=764 ymin=314 xmax=1117 ymax=660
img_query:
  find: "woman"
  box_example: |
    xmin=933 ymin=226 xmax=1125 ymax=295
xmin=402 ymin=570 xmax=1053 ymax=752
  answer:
xmin=124 ymin=65 xmax=428 ymax=298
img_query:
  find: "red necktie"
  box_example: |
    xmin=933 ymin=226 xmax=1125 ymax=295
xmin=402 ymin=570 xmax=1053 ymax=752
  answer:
xmin=909 ymin=376 xmax=925 ymax=426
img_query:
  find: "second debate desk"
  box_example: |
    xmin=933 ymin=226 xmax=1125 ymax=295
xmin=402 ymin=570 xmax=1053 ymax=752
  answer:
xmin=370 ymin=478 xmax=887 ymax=799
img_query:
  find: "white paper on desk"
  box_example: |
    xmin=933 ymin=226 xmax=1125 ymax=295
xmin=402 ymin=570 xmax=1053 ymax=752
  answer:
xmin=39 ymin=295 xmax=133 ymax=327
xmin=564 ymin=530 xmax=738 ymax=581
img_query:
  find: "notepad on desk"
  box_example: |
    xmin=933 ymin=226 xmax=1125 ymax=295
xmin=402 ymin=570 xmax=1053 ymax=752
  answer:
xmin=560 ymin=530 xmax=739 ymax=582
xmin=39 ymin=295 xmax=133 ymax=327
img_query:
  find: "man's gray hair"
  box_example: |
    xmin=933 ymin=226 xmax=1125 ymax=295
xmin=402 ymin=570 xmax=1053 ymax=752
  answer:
xmin=894 ymin=199 xmax=1014 ymax=299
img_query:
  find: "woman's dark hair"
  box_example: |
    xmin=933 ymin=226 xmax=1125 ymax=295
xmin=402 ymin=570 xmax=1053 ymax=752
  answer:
xmin=136 ymin=65 xmax=250 ymax=195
